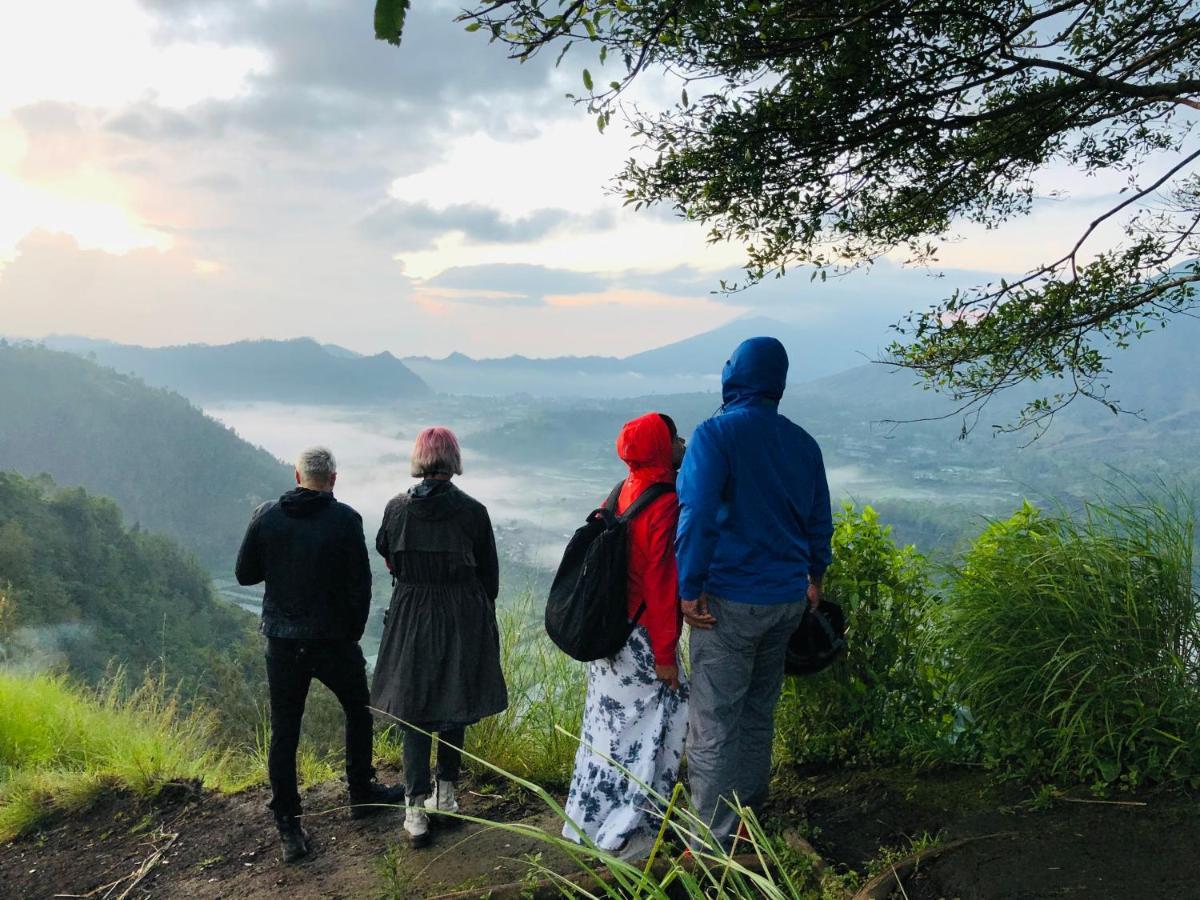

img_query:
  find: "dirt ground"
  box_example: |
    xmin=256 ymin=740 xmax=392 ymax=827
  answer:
xmin=0 ymin=767 xmax=577 ymax=899
xmin=772 ymin=766 xmax=1200 ymax=899
xmin=3 ymin=765 xmax=1199 ymax=899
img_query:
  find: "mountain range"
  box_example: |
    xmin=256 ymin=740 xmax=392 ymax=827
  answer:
xmin=401 ymin=316 xmax=860 ymax=396
xmin=39 ymin=336 xmax=431 ymax=404
xmin=26 ymin=316 xmax=847 ymax=400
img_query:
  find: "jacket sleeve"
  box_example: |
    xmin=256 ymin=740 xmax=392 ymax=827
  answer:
xmin=345 ymin=512 xmax=372 ymax=641
xmin=234 ymin=503 xmax=267 ymax=586
xmin=375 ymin=504 xmax=393 ymax=573
xmin=675 ymin=422 xmax=730 ymax=600
xmin=474 ymin=505 xmax=500 ymax=602
xmin=639 ymin=496 xmax=682 ymax=666
xmin=807 ymin=445 xmax=834 ymax=580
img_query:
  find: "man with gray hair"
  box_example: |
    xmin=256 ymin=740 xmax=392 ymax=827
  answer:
xmin=236 ymin=446 xmax=401 ymax=863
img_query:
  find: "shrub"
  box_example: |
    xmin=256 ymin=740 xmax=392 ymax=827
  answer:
xmin=775 ymin=504 xmax=953 ymax=767
xmin=932 ymin=498 xmax=1200 ymax=787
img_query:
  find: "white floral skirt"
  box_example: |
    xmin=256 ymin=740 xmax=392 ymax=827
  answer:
xmin=562 ymin=625 xmax=689 ymax=855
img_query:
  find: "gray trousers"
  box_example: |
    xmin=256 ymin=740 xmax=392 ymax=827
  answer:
xmin=687 ymin=596 xmax=804 ymax=849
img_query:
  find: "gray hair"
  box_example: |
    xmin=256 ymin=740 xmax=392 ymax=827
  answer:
xmin=296 ymin=446 xmax=337 ymax=486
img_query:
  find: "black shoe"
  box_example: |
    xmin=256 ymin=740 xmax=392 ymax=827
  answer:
xmin=277 ymin=818 xmax=310 ymax=864
xmin=348 ymin=781 xmax=405 ymax=820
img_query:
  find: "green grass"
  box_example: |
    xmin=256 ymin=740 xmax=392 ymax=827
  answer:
xmin=932 ymin=495 xmax=1200 ymax=786
xmin=0 ymin=670 xmax=233 ymax=839
xmin=0 ymin=668 xmax=341 ymax=840
xmin=403 ymin=728 xmax=835 ymax=900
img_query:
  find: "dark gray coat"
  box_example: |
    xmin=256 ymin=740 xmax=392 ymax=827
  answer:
xmin=370 ymin=480 xmax=508 ymax=727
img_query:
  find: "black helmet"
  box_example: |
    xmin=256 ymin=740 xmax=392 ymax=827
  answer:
xmin=785 ymin=600 xmax=847 ymax=676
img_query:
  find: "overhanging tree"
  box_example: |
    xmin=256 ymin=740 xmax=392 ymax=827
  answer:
xmin=376 ymin=1 xmax=1200 ymax=432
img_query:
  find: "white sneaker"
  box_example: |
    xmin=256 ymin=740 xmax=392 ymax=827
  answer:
xmin=403 ymin=797 xmax=431 ymax=848
xmin=423 ymin=780 xmax=460 ymax=820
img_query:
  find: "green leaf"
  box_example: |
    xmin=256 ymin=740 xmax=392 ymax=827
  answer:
xmin=464 ymin=21 xmax=482 ymax=33
xmin=373 ymin=0 xmax=411 ymax=46
xmin=582 ymin=69 xmax=593 ymax=91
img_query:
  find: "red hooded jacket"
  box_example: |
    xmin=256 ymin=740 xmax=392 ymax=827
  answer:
xmin=614 ymin=413 xmax=682 ymax=667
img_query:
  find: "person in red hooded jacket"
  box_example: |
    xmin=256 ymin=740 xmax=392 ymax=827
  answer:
xmin=562 ymin=412 xmax=689 ymax=860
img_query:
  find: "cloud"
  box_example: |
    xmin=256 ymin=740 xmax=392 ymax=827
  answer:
xmin=358 ymin=201 xmax=615 ymax=251
xmin=10 ymin=102 xmax=96 ymax=181
xmin=430 ymin=264 xmax=608 ymax=296
xmin=132 ymin=1 xmax=567 ymax=141
xmin=104 ymin=102 xmax=206 ymax=141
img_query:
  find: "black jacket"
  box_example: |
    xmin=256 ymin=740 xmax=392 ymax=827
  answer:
xmin=235 ymin=487 xmax=372 ymax=640
xmin=375 ymin=479 xmax=499 ymax=602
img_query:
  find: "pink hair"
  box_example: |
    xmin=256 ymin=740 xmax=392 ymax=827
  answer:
xmin=411 ymin=426 xmax=463 ymax=478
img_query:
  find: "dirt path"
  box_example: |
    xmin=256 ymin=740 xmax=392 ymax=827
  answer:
xmin=0 ymin=768 xmax=578 ymax=899
xmin=4 ymin=765 xmax=1199 ymax=899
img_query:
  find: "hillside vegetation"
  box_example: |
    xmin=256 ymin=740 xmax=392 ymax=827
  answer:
xmin=0 ymin=342 xmax=290 ymax=568
xmin=0 ymin=471 xmax=258 ymax=686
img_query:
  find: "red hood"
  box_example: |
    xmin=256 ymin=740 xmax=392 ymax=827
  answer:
xmin=616 ymin=412 xmax=674 ymax=485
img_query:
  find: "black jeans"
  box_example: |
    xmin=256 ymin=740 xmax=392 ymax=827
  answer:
xmin=266 ymin=638 xmax=375 ymax=822
xmin=402 ymin=726 xmax=465 ymax=799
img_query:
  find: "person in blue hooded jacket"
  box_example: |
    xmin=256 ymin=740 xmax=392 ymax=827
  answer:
xmin=676 ymin=336 xmax=833 ymax=850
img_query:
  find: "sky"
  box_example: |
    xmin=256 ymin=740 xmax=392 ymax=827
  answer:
xmin=0 ymin=0 xmax=1148 ymax=358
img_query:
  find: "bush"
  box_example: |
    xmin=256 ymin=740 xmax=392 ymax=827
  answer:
xmin=932 ymin=498 xmax=1200 ymax=787
xmin=775 ymin=505 xmax=953 ymax=767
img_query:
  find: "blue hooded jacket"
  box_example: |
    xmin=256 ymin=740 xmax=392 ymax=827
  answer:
xmin=676 ymin=337 xmax=833 ymax=605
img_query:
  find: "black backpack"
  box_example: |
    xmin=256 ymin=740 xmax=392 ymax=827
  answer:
xmin=785 ymin=599 xmax=847 ymax=676
xmin=545 ymin=479 xmax=675 ymax=662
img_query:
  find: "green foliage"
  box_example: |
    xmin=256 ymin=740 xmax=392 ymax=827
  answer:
xmin=932 ymin=497 xmax=1200 ymax=787
xmin=0 ymin=471 xmax=260 ymax=688
xmin=0 ymin=343 xmax=289 ymax=568
xmin=776 ymin=505 xmax=952 ymax=767
xmin=374 ymin=0 xmax=411 ymax=46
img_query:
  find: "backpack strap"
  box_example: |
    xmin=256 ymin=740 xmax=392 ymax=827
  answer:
xmin=617 ymin=481 xmax=676 ymax=523
xmin=602 ymin=479 xmax=625 ymax=512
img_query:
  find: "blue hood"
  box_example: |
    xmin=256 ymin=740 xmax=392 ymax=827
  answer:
xmin=721 ymin=337 xmax=789 ymax=408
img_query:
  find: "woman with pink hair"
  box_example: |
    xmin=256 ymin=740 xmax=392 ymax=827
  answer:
xmin=371 ymin=426 xmax=508 ymax=848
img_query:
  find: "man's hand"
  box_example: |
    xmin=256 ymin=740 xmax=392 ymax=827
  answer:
xmin=681 ymin=595 xmax=716 ymax=630
xmin=807 ymin=579 xmax=824 ymax=611
xmin=655 ymin=664 xmax=680 ymax=690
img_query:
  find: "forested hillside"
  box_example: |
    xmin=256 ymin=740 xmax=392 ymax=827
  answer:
xmin=0 ymin=343 xmax=291 ymax=568
xmin=0 ymin=471 xmax=258 ymax=684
